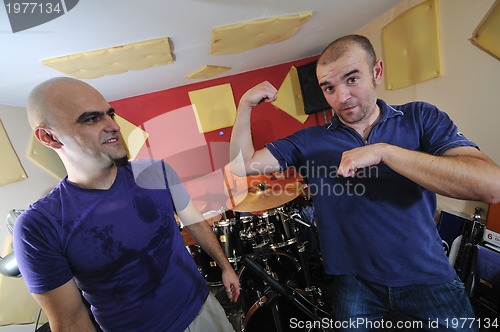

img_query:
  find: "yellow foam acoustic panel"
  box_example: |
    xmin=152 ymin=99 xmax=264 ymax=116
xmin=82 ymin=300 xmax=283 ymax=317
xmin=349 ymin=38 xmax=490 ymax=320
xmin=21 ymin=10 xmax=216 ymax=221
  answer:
xmin=42 ymin=37 xmax=174 ymax=79
xmin=210 ymin=12 xmax=313 ymax=54
xmin=26 ymin=115 xmax=147 ymax=180
xmin=470 ymin=0 xmax=500 ymax=61
xmin=188 ymin=83 xmax=237 ymax=133
xmin=382 ymin=0 xmax=442 ymax=90
xmin=27 ymin=135 xmax=66 ymax=180
xmin=185 ymin=65 xmax=232 ymax=79
xmin=114 ymin=114 xmax=149 ymax=161
xmin=272 ymin=66 xmax=309 ymax=123
xmin=0 ymin=119 xmax=27 ymax=186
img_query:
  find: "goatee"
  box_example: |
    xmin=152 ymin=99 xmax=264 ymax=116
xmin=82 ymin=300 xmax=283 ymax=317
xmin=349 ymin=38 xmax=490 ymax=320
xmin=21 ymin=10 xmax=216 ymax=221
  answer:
xmin=112 ymin=156 xmax=129 ymax=167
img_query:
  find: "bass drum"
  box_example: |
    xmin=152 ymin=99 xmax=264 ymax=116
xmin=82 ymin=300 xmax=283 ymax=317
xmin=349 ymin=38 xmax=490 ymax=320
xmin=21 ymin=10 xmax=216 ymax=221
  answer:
xmin=242 ymin=290 xmax=312 ymax=332
xmin=238 ymin=251 xmax=308 ymax=331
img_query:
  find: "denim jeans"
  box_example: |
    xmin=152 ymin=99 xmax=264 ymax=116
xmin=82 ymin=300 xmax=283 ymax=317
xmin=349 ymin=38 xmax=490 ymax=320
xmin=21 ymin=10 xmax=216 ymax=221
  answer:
xmin=330 ymin=275 xmax=478 ymax=331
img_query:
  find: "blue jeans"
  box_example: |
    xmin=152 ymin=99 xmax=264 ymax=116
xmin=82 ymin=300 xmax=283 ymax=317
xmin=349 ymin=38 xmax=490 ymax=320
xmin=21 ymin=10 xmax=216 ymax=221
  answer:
xmin=331 ymin=275 xmax=478 ymax=331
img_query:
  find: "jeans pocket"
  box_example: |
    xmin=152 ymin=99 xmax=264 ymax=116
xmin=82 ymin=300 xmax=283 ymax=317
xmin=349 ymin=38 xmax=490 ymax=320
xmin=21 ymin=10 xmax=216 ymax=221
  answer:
xmin=446 ymin=276 xmax=466 ymax=290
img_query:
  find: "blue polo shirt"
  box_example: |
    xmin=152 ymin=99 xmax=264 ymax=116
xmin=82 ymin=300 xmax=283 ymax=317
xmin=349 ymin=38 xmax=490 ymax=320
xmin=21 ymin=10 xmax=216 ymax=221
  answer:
xmin=266 ymin=99 xmax=477 ymax=286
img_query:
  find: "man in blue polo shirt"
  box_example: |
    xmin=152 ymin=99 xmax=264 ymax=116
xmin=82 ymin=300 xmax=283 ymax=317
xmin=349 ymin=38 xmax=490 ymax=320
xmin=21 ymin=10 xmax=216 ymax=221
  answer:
xmin=229 ymin=34 xmax=500 ymax=331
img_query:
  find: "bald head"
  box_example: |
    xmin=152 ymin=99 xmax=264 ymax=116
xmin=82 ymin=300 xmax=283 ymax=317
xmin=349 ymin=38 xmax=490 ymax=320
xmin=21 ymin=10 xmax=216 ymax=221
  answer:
xmin=26 ymin=77 xmax=105 ymax=130
xmin=318 ymin=34 xmax=377 ymax=69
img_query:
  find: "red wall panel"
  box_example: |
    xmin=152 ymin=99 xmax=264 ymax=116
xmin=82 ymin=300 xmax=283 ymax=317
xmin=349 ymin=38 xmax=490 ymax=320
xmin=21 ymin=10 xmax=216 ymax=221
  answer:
xmin=110 ymin=55 xmax=328 ymax=207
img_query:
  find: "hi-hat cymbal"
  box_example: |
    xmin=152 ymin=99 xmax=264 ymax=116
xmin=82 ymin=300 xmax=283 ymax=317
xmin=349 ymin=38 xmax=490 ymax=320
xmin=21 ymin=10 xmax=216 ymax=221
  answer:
xmin=227 ymin=180 xmax=303 ymax=212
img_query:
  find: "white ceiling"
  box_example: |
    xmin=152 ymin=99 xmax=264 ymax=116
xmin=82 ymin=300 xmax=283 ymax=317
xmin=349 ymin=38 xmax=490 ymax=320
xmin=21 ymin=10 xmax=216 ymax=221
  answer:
xmin=0 ymin=0 xmax=402 ymax=107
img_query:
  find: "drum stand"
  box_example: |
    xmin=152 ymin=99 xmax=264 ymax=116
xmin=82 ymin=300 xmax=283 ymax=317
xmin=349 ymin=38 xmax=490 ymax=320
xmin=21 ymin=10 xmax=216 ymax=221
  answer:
xmin=241 ymin=256 xmax=333 ymax=331
xmin=288 ymin=211 xmax=325 ymax=311
xmin=262 ymin=286 xmax=284 ymax=332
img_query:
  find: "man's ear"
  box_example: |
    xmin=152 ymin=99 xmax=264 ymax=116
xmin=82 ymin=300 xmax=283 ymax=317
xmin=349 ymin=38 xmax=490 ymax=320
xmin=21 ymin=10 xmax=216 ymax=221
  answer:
xmin=34 ymin=126 xmax=63 ymax=149
xmin=373 ymin=59 xmax=384 ymax=85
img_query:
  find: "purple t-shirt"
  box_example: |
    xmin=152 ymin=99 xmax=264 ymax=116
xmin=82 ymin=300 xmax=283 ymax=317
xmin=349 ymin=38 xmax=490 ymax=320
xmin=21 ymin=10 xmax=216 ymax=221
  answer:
xmin=14 ymin=160 xmax=208 ymax=331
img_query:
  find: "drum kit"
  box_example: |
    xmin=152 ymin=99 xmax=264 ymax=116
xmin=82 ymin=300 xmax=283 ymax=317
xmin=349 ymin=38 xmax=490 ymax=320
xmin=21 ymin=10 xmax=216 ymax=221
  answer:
xmin=181 ymin=172 xmax=332 ymax=332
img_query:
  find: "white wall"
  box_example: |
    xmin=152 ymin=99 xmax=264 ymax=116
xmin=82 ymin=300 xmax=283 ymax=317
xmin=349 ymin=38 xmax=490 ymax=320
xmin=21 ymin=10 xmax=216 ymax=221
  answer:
xmin=357 ymin=0 xmax=500 ymax=217
xmin=0 ymin=104 xmax=60 ymax=235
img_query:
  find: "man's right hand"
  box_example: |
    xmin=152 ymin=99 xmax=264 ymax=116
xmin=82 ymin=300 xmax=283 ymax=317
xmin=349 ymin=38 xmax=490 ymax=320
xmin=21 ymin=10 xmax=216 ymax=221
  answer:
xmin=239 ymin=81 xmax=278 ymax=109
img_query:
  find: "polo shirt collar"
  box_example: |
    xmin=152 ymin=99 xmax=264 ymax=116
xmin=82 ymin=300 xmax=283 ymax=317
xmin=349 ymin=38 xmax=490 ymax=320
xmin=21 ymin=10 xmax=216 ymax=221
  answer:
xmin=326 ymin=99 xmax=403 ymax=130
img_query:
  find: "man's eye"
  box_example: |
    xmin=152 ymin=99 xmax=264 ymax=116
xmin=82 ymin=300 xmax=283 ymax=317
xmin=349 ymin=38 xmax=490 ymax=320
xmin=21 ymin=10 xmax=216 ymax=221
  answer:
xmin=85 ymin=116 xmax=100 ymax=123
xmin=347 ymin=77 xmax=358 ymax=84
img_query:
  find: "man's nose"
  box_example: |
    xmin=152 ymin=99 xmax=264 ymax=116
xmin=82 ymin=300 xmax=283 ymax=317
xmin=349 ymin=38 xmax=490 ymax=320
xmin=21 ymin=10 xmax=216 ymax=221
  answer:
xmin=104 ymin=115 xmax=120 ymax=132
xmin=335 ymin=85 xmax=351 ymax=104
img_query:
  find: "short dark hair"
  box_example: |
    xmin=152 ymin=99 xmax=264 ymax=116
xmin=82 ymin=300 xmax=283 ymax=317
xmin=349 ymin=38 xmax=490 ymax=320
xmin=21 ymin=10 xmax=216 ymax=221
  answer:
xmin=318 ymin=34 xmax=377 ymax=69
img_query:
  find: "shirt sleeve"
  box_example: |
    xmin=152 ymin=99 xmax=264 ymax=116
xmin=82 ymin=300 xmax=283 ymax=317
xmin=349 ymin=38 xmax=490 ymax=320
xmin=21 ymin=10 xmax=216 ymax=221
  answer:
xmin=13 ymin=208 xmax=73 ymax=294
xmin=265 ymin=130 xmax=309 ymax=171
xmin=418 ymin=102 xmax=478 ymax=155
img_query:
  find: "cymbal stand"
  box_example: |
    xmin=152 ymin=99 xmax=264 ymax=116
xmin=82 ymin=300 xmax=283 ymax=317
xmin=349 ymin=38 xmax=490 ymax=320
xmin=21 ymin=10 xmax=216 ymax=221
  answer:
xmin=289 ymin=211 xmax=324 ymax=309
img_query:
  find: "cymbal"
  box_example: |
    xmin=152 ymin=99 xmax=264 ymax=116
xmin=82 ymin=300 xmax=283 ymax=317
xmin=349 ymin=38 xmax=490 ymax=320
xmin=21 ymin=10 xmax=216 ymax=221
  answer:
xmin=227 ymin=180 xmax=303 ymax=212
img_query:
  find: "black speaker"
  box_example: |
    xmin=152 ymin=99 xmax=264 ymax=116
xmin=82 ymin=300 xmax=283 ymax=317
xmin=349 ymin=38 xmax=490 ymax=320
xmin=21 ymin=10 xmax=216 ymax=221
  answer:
xmin=297 ymin=61 xmax=331 ymax=114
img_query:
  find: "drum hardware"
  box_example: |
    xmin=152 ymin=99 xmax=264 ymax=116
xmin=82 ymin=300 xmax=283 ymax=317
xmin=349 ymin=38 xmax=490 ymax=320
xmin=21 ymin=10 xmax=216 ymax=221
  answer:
xmin=262 ymin=207 xmax=298 ymax=249
xmin=284 ymin=202 xmax=328 ymax=313
xmin=292 ymin=221 xmax=326 ymax=311
xmin=187 ymin=194 xmax=326 ymax=320
xmin=288 ymin=211 xmax=311 ymax=228
xmin=238 ymin=251 xmax=306 ymax=331
xmin=241 ymin=256 xmax=333 ymax=332
xmin=239 ymin=222 xmax=272 ymax=252
xmin=296 ymin=240 xmax=313 ymax=290
xmin=237 ymin=251 xmax=302 ymax=279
